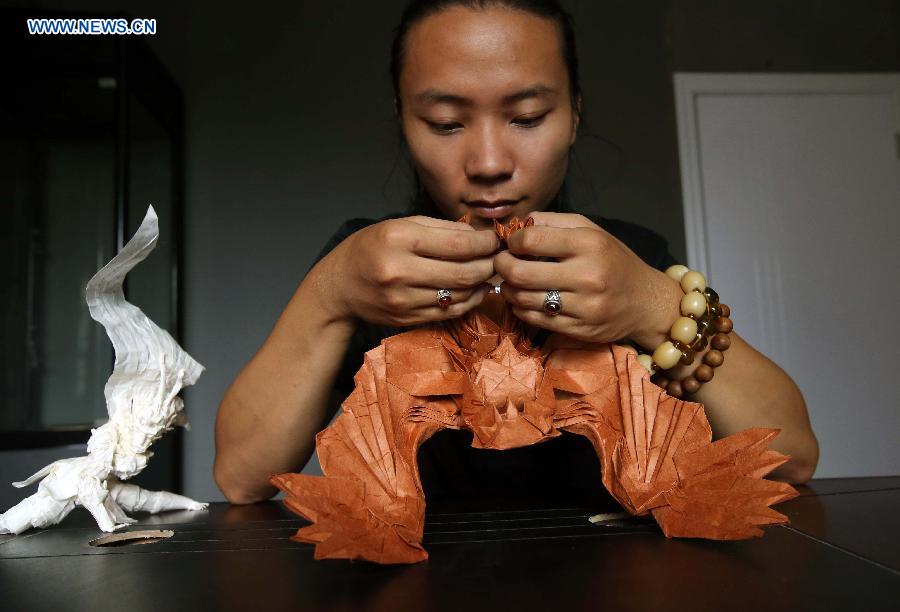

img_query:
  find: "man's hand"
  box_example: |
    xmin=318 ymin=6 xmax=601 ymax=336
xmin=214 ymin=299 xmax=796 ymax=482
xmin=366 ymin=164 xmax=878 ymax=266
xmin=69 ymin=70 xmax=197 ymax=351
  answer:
xmin=493 ymin=211 xmax=679 ymax=348
xmin=319 ymin=215 xmax=500 ymax=327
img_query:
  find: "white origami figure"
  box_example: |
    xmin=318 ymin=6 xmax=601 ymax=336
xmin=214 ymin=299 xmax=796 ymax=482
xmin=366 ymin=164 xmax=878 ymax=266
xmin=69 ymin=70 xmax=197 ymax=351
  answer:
xmin=0 ymin=206 xmax=208 ymax=535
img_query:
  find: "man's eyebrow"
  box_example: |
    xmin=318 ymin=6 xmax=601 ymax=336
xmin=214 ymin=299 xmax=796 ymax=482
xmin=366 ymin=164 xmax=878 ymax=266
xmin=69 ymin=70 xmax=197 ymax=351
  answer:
xmin=414 ymin=84 xmax=556 ymax=106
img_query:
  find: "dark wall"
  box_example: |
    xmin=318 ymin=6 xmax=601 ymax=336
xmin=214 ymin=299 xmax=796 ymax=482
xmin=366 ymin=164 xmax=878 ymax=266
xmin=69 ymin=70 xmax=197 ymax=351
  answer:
xmin=182 ymin=0 xmax=900 ymax=499
xmin=568 ymin=1 xmax=686 ymax=259
xmin=2 ymin=1 xmax=897 ymax=501
xmin=668 ymin=1 xmax=900 ymax=72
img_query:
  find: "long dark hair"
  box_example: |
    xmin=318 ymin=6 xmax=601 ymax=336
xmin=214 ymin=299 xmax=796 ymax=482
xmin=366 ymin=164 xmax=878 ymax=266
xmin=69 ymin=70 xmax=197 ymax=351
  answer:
xmin=388 ymin=0 xmax=583 ymax=217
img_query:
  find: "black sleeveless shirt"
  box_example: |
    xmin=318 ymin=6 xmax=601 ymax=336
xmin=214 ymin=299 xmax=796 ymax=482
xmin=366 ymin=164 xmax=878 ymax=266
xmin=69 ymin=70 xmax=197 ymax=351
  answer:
xmin=308 ymin=212 xmax=679 ymax=508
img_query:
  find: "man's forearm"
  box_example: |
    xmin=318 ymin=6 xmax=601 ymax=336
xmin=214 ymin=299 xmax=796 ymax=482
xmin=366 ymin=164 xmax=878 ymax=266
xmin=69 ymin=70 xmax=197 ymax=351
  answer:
xmin=684 ymin=331 xmax=819 ymax=483
xmin=214 ymin=265 xmax=357 ymax=503
xmin=637 ymin=273 xmax=819 ymax=484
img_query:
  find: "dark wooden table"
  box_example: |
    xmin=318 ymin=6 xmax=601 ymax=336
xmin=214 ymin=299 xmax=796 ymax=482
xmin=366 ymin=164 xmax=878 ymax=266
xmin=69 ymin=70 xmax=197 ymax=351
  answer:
xmin=2 ymin=477 xmax=898 ymax=611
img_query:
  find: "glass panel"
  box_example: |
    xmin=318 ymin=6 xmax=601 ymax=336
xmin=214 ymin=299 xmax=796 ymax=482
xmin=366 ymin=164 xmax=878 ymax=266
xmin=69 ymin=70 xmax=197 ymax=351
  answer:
xmin=127 ymin=94 xmax=174 ymax=333
xmin=0 ymin=76 xmax=116 ymax=431
xmin=124 ymin=94 xmax=178 ymax=492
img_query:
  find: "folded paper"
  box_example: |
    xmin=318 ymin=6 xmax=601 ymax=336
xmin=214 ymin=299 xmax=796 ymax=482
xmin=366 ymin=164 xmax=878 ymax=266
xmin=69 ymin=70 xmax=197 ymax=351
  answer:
xmin=0 ymin=206 xmax=207 ymax=535
xmin=272 ymin=215 xmax=798 ymax=563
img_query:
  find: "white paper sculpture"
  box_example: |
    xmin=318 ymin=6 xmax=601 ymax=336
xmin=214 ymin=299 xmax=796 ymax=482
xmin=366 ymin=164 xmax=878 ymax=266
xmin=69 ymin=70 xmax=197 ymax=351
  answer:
xmin=0 ymin=206 xmax=208 ymax=535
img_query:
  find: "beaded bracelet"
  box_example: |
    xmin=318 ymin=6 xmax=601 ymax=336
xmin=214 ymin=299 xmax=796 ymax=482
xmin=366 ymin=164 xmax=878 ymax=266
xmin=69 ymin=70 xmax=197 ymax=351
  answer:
xmin=635 ymin=265 xmax=734 ymax=398
xmin=654 ymin=319 xmax=731 ymax=398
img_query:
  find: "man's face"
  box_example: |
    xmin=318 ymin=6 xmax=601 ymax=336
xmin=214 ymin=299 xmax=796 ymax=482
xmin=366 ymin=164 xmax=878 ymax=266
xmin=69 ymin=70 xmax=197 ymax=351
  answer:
xmin=398 ymin=6 xmax=579 ymax=230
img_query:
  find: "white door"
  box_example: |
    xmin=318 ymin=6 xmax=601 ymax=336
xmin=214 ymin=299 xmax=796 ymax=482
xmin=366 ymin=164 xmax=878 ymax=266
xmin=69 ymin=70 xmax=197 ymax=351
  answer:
xmin=674 ymin=73 xmax=900 ymax=478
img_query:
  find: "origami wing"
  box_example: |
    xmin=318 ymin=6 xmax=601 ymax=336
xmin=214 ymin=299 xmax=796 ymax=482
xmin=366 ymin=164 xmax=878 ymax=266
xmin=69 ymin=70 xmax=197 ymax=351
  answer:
xmin=271 ymin=327 xmax=464 ymax=563
xmin=557 ymin=344 xmax=798 ymax=539
xmin=85 ymin=206 xmax=204 ymax=460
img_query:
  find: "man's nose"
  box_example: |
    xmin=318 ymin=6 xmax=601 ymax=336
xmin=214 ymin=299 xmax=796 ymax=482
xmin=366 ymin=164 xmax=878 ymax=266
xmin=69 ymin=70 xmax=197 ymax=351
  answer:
xmin=464 ymin=124 xmax=514 ymax=182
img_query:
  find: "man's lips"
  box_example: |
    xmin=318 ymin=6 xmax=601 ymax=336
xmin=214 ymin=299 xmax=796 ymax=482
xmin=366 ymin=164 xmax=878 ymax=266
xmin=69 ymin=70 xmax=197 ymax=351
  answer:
xmin=465 ymin=199 xmax=521 ymax=219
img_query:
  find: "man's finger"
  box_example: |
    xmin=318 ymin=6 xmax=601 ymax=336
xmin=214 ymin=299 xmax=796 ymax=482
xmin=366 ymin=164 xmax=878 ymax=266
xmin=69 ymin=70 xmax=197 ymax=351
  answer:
xmin=417 ymin=283 xmax=494 ymax=321
xmin=406 ymin=215 xmax=476 ymax=230
xmin=494 ymin=251 xmax=574 ymax=290
xmin=506 ymin=225 xmax=580 ymax=258
xmin=407 ymin=224 xmax=500 ymax=259
xmin=404 ymin=285 xmax=479 ymax=309
xmin=527 ymin=211 xmax=599 ymax=229
xmin=416 ymin=256 xmax=496 ymax=288
xmin=500 ymin=285 xmax=582 ymax=318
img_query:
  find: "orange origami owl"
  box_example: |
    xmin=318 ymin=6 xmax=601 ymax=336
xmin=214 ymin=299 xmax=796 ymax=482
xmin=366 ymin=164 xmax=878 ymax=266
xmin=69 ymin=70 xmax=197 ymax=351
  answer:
xmin=271 ymin=215 xmax=798 ymax=564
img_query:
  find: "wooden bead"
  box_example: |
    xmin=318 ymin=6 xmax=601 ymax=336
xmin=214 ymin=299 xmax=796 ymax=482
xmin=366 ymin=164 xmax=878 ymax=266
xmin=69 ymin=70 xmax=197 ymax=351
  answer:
xmin=666 ymin=380 xmax=684 ymax=398
xmin=703 ymin=349 xmax=725 ymax=368
xmin=680 ymin=270 xmax=707 ymax=294
xmin=682 ymin=376 xmax=702 ymax=394
xmin=680 ymin=291 xmax=707 ymax=318
xmin=720 ymin=304 xmax=730 ymax=318
xmin=715 ymin=317 xmax=733 ymax=334
xmin=652 ymin=341 xmax=682 ymax=370
xmin=636 ymin=353 xmax=655 ymax=373
xmin=655 ymin=375 xmax=671 ymax=389
xmin=694 ymin=364 xmax=715 ymax=383
xmin=711 ymin=333 xmax=731 ymax=351
xmin=670 ymin=316 xmax=698 ymax=345
xmin=665 ymin=264 xmax=690 ymax=281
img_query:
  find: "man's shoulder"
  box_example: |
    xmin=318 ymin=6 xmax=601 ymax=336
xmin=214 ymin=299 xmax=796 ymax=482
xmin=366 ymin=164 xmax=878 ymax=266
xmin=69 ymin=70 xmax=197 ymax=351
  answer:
xmin=330 ymin=211 xmax=408 ymax=239
xmin=587 ymin=214 xmax=679 ymax=271
xmin=310 ymin=212 xmax=409 ymax=270
xmin=593 ymin=215 xmax=664 ymax=243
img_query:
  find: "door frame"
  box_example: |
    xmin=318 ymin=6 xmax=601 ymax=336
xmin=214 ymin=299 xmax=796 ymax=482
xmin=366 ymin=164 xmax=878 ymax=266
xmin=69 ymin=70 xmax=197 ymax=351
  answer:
xmin=673 ymin=72 xmax=900 ymax=280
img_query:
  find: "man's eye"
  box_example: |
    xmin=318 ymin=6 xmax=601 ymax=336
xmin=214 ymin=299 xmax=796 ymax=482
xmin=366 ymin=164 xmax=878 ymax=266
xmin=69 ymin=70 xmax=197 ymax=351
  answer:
xmin=513 ymin=114 xmax=547 ymax=128
xmin=428 ymin=121 xmax=463 ymax=134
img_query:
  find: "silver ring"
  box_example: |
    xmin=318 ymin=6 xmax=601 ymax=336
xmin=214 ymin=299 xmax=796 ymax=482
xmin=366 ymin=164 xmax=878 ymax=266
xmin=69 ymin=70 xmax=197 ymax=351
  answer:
xmin=543 ymin=289 xmax=561 ymax=316
xmin=437 ymin=288 xmax=452 ymax=308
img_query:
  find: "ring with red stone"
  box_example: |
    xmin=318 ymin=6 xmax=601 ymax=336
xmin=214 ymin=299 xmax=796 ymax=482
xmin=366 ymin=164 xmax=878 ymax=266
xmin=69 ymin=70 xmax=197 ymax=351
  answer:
xmin=543 ymin=289 xmax=561 ymax=316
xmin=437 ymin=288 xmax=452 ymax=308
